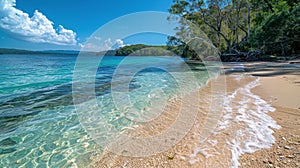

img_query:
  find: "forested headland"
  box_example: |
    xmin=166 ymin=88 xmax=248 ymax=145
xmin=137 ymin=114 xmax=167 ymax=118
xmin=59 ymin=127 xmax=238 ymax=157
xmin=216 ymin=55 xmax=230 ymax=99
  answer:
xmin=115 ymin=0 xmax=299 ymax=61
xmin=167 ymin=0 xmax=300 ymax=61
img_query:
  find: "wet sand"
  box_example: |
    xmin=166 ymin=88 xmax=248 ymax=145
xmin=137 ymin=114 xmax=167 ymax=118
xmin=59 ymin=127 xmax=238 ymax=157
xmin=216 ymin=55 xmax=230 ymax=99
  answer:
xmin=92 ymin=61 xmax=300 ymax=168
xmin=239 ymin=61 xmax=300 ymax=168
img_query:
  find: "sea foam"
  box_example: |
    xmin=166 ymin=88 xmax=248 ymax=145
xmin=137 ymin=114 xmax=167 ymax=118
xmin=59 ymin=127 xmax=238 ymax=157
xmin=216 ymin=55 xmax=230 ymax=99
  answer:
xmin=189 ymin=75 xmax=281 ymax=168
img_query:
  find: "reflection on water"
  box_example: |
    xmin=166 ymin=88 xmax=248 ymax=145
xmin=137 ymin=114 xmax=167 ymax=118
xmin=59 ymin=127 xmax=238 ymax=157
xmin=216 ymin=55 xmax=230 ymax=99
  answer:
xmin=0 ymin=54 xmax=209 ymax=167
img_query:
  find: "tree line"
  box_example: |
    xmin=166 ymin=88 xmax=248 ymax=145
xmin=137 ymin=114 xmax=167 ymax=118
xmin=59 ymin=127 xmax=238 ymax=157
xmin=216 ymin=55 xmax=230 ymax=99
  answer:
xmin=115 ymin=44 xmax=179 ymax=56
xmin=168 ymin=0 xmax=300 ymax=59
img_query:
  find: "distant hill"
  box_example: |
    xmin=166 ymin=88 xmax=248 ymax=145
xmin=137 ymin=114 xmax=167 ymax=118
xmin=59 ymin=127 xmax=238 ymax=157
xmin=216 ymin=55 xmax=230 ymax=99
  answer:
xmin=0 ymin=48 xmax=44 ymax=55
xmin=42 ymin=50 xmax=80 ymax=55
xmin=0 ymin=48 xmax=86 ymax=55
xmin=114 ymin=44 xmax=180 ymax=56
xmin=0 ymin=45 xmax=180 ymax=57
xmin=97 ymin=50 xmax=117 ymax=56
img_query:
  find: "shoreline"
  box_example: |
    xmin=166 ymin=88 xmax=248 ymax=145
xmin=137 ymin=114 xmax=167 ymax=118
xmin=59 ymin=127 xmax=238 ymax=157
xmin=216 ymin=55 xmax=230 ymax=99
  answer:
xmin=238 ymin=61 xmax=300 ymax=168
xmin=91 ymin=61 xmax=299 ymax=168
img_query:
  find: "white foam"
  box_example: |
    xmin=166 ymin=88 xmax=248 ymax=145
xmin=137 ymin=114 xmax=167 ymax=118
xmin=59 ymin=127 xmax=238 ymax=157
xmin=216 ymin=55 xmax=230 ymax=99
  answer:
xmin=227 ymin=76 xmax=280 ymax=167
xmin=190 ymin=75 xmax=281 ymax=167
xmin=190 ymin=147 xmax=217 ymax=164
xmin=208 ymin=139 xmax=218 ymax=146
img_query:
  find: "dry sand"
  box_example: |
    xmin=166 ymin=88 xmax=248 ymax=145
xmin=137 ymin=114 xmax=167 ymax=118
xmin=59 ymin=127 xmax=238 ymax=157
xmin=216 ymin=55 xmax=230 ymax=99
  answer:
xmin=91 ymin=61 xmax=300 ymax=168
xmin=239 ymin=61 xmax=300 ymax=168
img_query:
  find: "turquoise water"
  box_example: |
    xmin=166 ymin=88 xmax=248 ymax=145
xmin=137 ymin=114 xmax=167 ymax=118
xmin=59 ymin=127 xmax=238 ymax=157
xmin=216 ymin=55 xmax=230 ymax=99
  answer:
xmin=0 ymin=54 xmax=210 ymax=167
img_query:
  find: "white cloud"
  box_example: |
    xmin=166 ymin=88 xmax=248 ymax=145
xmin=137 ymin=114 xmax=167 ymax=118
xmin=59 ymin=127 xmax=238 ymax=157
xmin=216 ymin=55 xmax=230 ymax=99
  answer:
xmin=80 ymin=39 xmax=113 ymax=51
xmin=115 ymin=39 xmax=126 ymax=48
xmin=80 ymin=38 xmax=127 ymax=52
xmin=0 ymin=0 xmax=77 ymax=46
xmin=104 ymin=38 xmax=113 ymax=50
xmin=103 ymin=38 xmax=127 ymax=50
xmin=81 ymin=42 xmax=107 ymax=52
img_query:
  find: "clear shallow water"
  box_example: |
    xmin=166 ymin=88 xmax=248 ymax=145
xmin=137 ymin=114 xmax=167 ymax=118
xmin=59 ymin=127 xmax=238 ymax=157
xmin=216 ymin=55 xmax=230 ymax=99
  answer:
xmin=187 ymin=65 xmax=281 ymax=168
xmin=0 ymin=54 xmax=209 ymax=167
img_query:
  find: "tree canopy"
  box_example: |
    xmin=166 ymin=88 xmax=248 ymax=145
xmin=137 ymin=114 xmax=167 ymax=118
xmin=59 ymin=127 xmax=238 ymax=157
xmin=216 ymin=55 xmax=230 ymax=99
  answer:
xmin=168 ymin=0 xmax=300 ymax=58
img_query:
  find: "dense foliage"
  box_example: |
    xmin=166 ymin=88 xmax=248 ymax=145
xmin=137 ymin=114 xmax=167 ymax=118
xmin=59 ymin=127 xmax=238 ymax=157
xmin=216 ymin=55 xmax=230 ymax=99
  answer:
xmin=168 ymin=0 xmax=300 ymax=58
xmin=251 ymin=2 xmax=300 ymax=55
xmin=115 ymin=44 xmax=180 ymax=56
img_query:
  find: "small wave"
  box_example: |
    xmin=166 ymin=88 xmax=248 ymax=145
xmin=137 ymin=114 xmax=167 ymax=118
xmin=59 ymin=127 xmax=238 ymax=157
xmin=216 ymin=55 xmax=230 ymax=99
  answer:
xmin=190 ymin=75 xmax=281 ymax=168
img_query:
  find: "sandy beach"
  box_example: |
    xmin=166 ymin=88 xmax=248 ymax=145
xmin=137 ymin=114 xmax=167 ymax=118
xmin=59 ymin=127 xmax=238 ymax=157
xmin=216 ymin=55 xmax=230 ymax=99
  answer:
xmin=92 ymin=60 xmax=300 ymax=168
xmin=239 ymin=61 xmax=300 ymax=168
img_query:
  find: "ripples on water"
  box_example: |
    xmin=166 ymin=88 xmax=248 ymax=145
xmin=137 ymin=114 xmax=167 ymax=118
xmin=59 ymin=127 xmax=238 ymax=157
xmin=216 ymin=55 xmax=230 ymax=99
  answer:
xmin=0 ymin=54 xmax=208 ymax=167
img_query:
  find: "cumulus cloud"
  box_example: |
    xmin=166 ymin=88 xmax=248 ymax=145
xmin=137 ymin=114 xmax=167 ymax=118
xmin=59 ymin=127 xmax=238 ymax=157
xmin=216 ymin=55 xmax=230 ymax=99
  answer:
xmin=80 ymin=38 xmax=113 ymax=51
xmin=0 ymin=0 xmax=77 ymax=46
xmin=104 ymin=38 xmax=113 ymax=50
xmin=115 ymin=39 xmax=126 ymax=48
xmin=81 ymin=43 xmax=107 ymax=52
xmin=81 ymin=38 xmax=127 ymax=51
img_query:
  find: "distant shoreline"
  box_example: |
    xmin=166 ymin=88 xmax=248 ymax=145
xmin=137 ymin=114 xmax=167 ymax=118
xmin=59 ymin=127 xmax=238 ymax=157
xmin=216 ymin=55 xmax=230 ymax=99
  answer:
xmin=0 ymin=48 xmax=80 ymax=56
xmin=1 ymin=48 xmax=300 ymax=63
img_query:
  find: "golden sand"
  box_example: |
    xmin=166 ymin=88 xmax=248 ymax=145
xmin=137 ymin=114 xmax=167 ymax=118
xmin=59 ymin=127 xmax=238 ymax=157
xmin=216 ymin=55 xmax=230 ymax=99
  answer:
xmin=91 ymin=61 xmax=299 ymax=168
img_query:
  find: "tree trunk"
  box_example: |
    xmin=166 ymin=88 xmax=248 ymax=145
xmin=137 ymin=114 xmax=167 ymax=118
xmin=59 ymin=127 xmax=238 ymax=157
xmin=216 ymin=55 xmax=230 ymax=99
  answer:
xmin=226 ymin=39 xmax=233 ymax=53
xmin=217 ymin=34 xmax=221 ymax=48
xmin=236 ymin=3 xmax=240 ymax=46
xmin=281 ymin=42 xmax=286 ymax=57
xmin=247 ymin=3 xmax=251 ymax=38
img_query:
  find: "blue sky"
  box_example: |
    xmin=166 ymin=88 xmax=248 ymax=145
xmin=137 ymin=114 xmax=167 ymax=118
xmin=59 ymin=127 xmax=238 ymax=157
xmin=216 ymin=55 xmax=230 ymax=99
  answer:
xmin=0 ymin=0 xmax=174 ymax=51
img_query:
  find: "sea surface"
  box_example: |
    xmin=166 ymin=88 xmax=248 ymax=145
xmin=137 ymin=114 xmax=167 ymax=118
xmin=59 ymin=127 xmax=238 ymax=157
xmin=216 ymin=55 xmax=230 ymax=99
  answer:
xmin=0 ymin=54 xmax=281 ymax=168
xmin=0 ymin=54 xmax=211 ymax=167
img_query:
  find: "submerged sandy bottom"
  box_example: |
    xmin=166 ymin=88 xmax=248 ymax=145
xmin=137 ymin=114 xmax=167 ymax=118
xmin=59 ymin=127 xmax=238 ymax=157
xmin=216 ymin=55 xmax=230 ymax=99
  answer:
xmin=90 ymin=72 xmax=282 ymax=168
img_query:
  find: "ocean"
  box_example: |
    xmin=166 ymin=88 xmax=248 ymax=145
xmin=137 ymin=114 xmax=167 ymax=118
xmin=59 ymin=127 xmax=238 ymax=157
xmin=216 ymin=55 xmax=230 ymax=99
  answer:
xmin=0 ymin=54 xmax=211 ymax=167
xmin=0 ymin=54 xmax=280 ymax=168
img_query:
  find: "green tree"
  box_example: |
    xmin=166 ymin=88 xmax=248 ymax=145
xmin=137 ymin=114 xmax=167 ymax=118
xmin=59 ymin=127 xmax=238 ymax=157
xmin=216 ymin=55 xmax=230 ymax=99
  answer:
xmin=169 ymin=0 xmax=300 ymax=57
xmin=251 ymin=2 xmax=300 ymax=55
xmin=169 ymin=0 xmax=251 ymax=53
